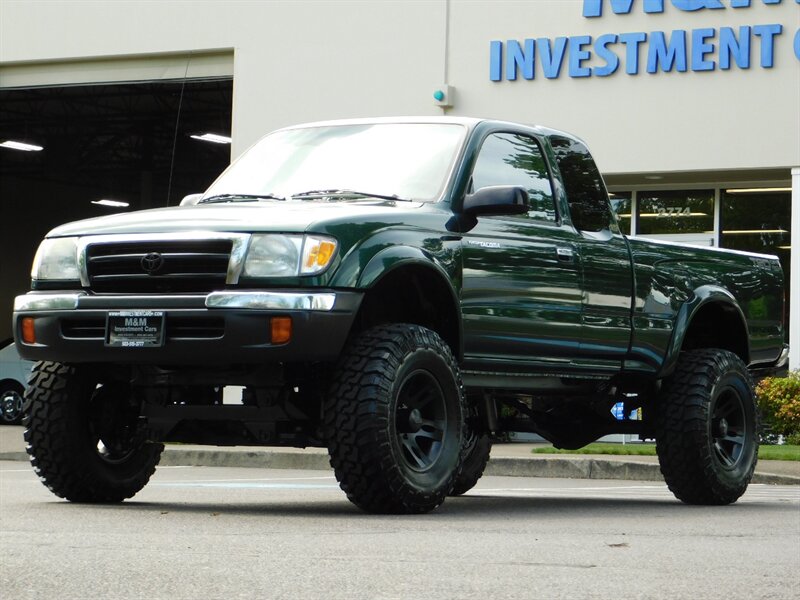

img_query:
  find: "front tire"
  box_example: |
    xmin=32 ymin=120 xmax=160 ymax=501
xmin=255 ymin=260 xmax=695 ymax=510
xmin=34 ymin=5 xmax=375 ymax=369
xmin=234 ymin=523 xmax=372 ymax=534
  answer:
xmin=325 ymin=324 xmax=465 ymax=514
xmin=24 ymin=361 xmax=163 ymax=503
xmin=655 ymin=349 xmax=758 ymax=505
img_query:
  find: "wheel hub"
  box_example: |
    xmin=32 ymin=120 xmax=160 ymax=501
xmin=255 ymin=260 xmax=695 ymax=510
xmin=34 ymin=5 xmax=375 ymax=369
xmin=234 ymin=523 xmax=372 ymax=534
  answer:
xmin=713 ymin=417 xmax=729 ymax=438
xmin=408 ymin=408 xmax=423 ymax=432
xmin=0 ymin=391 xmax=23 ymax=422
xmin=394 ymin=369 xmax=448 ymax=472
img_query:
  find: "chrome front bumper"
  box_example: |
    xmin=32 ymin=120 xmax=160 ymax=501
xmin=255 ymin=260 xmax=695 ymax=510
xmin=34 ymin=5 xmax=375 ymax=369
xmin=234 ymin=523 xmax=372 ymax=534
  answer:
xmin=15 ymin=291 xmax=338 ymax=312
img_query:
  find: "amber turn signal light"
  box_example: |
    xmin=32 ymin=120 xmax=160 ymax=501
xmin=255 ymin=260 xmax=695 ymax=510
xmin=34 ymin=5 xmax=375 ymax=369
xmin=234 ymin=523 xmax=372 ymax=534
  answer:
xmin=270 ymin=316 xmax=292 ymax=344
xmin=21 ymin=317 xmax=36 ymax=344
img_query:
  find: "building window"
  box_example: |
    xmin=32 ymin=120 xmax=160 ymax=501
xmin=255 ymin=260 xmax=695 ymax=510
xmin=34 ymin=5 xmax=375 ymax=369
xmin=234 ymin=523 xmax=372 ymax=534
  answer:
xmin=721 ymin=189 xmax=791 ymax=337
xmin=609 ymin=192 xmax=632 ymax=235
xmin=636 ymin=190 xmax=715 ymax=235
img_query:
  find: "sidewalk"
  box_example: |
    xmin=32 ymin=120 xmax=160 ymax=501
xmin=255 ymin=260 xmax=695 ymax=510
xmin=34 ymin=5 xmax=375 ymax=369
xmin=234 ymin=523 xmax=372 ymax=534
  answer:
xmin=2 ymin=425 xmax=798 ymax=485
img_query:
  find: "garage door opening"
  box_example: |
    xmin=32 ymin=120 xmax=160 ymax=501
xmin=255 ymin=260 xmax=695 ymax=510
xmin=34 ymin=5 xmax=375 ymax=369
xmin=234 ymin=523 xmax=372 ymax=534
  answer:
xmin=0 ymin=78 xmax=234 ymax=338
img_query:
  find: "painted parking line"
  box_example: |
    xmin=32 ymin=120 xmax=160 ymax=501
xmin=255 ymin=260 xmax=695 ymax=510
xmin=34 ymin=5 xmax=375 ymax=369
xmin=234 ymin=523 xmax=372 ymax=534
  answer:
xmin=468 ymin=483 xmax=800 ymax=503
xmin=154 ymin=475 xmax=336 ymax=484
xmin=150 ymin=472 xmax=339 ymax=490
xmin=153 ymin=482 xmax=340 ymax=490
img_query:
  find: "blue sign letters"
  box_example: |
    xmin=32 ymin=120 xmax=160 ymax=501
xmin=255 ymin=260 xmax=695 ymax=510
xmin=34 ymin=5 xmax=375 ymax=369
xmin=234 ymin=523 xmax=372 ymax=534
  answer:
xmin=491 ymin=0 xmax=799 ymax=82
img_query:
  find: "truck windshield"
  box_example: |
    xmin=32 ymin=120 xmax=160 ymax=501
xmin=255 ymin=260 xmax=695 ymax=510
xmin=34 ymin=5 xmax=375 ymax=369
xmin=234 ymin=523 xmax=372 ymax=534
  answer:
xmin=202 ymin=123 xmax=466 ymax=203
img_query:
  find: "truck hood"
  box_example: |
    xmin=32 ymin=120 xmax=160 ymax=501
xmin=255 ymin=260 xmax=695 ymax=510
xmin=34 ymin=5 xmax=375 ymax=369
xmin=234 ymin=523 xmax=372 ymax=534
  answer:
xmin=47 ymin=199 xmax=425 ymax=237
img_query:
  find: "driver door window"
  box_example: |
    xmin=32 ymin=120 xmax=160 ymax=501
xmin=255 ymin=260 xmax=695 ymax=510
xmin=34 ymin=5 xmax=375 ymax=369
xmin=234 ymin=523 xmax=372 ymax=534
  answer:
xmin=471 ymin=133 xmax=556 ymax=222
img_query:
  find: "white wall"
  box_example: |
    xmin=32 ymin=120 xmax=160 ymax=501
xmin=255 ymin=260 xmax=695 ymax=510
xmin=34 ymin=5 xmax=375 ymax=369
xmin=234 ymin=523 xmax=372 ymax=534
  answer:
xmin=447 ymin=0 xmax=800 ymax=175
xmin=1 ymin=0 xmax=798 ymax=173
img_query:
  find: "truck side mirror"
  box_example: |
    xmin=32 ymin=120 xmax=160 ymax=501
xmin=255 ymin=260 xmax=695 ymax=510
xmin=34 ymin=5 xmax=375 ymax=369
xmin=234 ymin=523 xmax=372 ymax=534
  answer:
xmin=463 ymin=186 xmax=529 ymax=217
xmin=180 ymin=193 xmax=203 ymax=206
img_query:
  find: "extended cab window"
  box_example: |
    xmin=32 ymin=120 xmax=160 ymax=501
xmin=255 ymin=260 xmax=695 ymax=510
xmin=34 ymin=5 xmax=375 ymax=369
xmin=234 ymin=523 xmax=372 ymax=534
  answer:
xmin=471 ymin=133 xmax=556 ymax=222
xmin=550 ymin=136 xmax=612 ymax=232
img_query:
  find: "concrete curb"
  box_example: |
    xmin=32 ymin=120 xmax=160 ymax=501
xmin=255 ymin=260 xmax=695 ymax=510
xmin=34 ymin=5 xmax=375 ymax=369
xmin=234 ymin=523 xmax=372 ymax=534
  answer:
xmin=158 ymin=448 xmax=333 ymax=471
xmin=4 ymin=448 xmax=798 ymax=486
xmin=485 ymin=456 xmax=664 ymax=482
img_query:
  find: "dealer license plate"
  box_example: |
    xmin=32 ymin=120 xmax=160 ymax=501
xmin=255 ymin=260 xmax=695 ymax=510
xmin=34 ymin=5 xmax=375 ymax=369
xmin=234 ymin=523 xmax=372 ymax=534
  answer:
xmin=105 ymin=311 xmax=165 ymax=348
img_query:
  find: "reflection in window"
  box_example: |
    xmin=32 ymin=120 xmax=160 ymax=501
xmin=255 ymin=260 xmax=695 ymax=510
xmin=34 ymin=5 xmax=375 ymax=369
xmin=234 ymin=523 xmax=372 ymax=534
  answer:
xmin=637 ymin=190 xmax=714 ymax=235
xmin=550 ymin=136 xmax=611 ymax=232
xmin=471 ymin=133 xmax=556 ymax=222
xmin=609 ymin=192 xmax=632 ymax=235
xmin=204 ymin=123 xmax=466 ymax=202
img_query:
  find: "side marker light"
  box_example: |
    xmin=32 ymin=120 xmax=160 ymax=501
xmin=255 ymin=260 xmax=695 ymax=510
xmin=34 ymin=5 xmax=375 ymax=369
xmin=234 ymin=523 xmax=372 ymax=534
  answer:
xmin=21 ymin=317 xmax=36 ymax=344
xmin=271 ymin=317 xmax=292 ymax=344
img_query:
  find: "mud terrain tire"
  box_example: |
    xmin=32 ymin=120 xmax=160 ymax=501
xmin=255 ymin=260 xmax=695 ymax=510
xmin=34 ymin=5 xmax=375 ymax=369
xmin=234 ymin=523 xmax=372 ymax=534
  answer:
xmin=24 ymin=361 xmax=163 ymax=502
xmin=656 ymin=349 xmax=758 ymax=505
xmin=450 ymin=433 xmax=491 ymax=496
xmin=325 ymin=324 xmax=465 ymax=513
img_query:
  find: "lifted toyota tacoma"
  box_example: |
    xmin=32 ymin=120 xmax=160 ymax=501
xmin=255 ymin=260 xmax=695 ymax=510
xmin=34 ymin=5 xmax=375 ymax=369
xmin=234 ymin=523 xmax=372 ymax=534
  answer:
xmin=14 ymin=117 xmax=788 ymax=513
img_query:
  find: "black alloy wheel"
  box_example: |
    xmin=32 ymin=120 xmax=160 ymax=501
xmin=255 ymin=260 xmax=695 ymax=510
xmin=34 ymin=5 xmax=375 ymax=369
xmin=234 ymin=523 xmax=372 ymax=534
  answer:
xmin=394 ymin=369 xmax=448 ymax=472
xmin=710 ymin=388 xmax=748 ymax=470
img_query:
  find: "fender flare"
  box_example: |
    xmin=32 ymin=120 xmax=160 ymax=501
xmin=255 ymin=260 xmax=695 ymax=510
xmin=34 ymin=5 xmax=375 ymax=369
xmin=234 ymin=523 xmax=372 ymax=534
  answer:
xmin=657 ymin=284 xmax=750 ymax=379
xmin=355 ymin=245 xmax=464 ymax=358
xmin=357 ymin=245 xmax=451 ymax=289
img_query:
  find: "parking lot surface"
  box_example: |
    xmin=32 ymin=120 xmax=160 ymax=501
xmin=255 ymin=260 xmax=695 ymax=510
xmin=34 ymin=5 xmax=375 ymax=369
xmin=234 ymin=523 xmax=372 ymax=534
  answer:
xmin=1 ymin=461 xmax=798 ymax=599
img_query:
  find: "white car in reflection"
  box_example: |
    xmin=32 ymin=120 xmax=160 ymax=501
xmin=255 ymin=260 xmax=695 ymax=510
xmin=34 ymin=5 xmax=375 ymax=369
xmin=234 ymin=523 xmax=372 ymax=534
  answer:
xmin=0 ymin=340 xmax=34 ymax=425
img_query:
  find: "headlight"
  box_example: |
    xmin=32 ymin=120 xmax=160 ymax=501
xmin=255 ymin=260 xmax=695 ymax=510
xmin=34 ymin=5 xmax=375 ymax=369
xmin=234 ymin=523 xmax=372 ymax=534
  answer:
xmin=243 ymin=234 xmax=303 ymax=277
xmin=31 ymin=237 xmax=80 ymax=281
xmin=243 ymin=234 xmax=337 ymax=278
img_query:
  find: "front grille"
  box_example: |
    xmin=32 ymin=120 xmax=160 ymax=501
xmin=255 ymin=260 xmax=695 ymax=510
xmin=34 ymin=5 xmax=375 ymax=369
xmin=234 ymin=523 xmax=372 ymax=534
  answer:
xmin=86 ymin=240 xmax=233 ymax=293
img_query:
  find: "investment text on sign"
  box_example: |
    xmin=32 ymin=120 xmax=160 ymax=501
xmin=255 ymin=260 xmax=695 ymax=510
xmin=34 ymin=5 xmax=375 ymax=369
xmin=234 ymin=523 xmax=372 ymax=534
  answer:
xmin=489 ymin=0 xmax=800 ymax=81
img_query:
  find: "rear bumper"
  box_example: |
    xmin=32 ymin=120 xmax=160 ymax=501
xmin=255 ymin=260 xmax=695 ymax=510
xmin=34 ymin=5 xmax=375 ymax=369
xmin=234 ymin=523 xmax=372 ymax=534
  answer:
xmin=13 ymin=290 xmax=362 ymax=365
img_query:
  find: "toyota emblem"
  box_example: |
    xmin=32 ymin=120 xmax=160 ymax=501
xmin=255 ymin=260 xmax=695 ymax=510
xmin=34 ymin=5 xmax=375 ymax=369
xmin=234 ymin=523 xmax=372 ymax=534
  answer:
xmin=140 ymin=252 xmax=165 ymax=275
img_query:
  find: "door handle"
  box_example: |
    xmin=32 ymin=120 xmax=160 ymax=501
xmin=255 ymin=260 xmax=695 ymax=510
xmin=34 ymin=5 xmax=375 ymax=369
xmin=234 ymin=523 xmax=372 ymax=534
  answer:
xmin=556 ymin=247 xmax=574 ymax=262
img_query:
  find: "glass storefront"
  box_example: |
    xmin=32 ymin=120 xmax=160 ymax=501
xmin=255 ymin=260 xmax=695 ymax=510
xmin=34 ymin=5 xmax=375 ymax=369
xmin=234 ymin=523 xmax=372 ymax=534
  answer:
xmin=609 ymin=192 xmax=632 ymax=235
xmin=720 ymin=189 xmax=791 ymax=272
xmin=609 ymin=188 xmax=791 ymax=258
xmin=721 ymin=189 xmax=792 ymax=337
xmin=636 ymin=190 xmax=715 ymax=236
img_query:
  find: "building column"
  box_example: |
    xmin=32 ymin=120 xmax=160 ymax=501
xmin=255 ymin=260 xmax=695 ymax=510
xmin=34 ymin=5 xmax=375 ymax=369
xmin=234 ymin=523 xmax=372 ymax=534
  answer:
xmin=791 ymin=167 xmax=800 ymax=371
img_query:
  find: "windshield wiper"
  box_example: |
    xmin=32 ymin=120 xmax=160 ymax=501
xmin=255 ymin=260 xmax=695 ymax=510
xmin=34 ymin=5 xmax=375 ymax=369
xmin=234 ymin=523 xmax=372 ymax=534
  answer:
xmin=289 ymin=189 xmax=410 ymax=202
xmin=200 ymin=193 xmax=286 ymax=204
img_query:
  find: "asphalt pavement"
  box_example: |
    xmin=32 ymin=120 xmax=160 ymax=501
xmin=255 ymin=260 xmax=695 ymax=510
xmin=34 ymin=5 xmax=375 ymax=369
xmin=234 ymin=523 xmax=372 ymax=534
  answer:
xmin=2 ymin=462 xmax=798 ymax=599
xmin=1 ymin=425 xmax=798 ymax=485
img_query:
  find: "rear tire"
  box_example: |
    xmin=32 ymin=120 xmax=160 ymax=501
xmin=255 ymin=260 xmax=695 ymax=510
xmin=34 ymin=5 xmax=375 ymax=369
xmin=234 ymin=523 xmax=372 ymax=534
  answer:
xmin=325 ymin=324 xmax=465 ymax=514
xmin=655 ymin=349 xmax=758 ymax=505
xmin=24 ymin=361 xmax=163 ymax=503
xmin=450 ymin=433 xmax=491 ymax=496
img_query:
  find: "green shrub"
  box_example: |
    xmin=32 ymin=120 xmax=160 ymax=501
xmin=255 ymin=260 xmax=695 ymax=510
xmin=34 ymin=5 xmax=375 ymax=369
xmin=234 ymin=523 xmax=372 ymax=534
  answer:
xmin=756 ymin=371 xmax=800 ymax=440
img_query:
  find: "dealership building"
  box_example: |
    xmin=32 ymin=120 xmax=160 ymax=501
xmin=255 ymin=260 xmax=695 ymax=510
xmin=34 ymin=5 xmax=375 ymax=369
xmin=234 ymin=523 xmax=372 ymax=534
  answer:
xmin=1 ymin=0 xmax=798 ymax=367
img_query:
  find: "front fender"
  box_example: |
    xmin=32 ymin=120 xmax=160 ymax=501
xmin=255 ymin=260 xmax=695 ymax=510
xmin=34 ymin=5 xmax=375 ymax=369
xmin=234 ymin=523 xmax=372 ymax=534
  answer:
xmin=657 ymin=285 xmax=750 ymax=379
xmin=356 ymin=245 xmax=453 ymax=289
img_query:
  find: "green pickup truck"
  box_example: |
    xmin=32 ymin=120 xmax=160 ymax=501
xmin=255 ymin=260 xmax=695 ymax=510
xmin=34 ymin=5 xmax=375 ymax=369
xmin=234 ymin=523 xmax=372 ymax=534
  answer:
xmin=13 ymin=117 xmax=788 ymax=513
